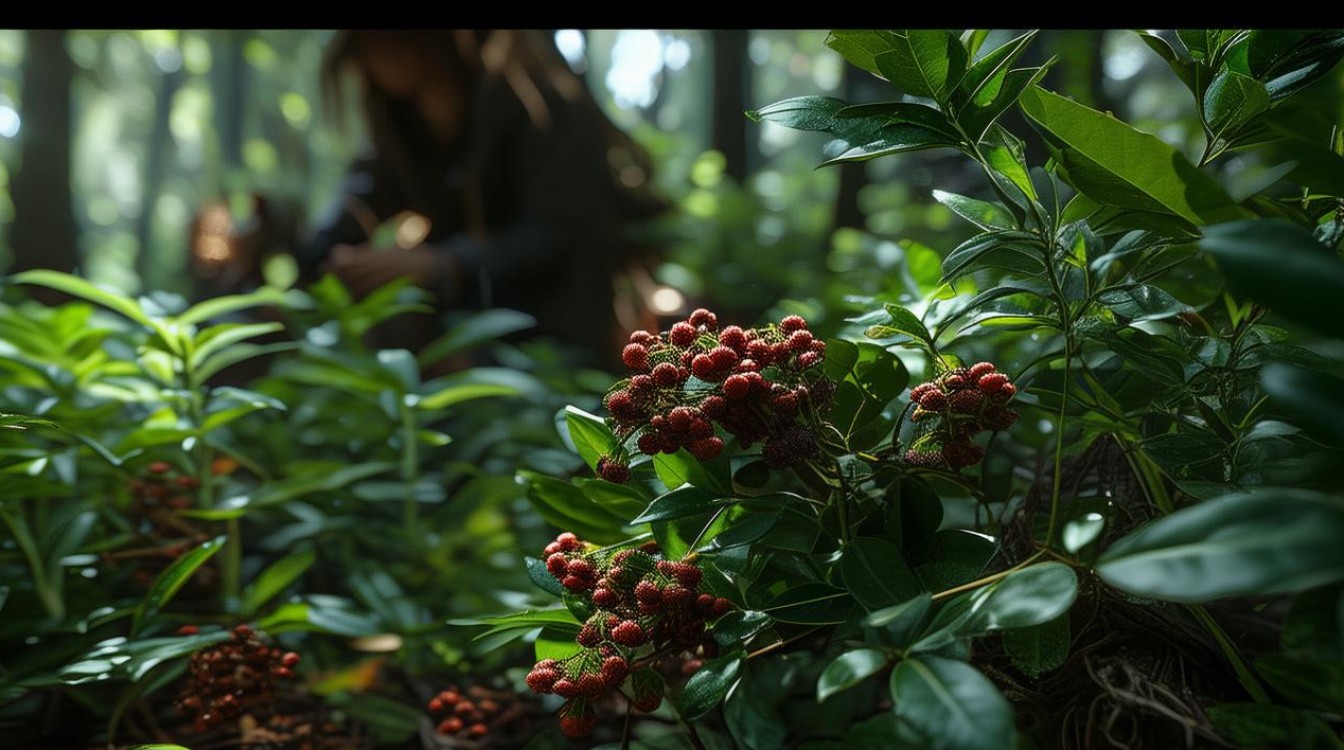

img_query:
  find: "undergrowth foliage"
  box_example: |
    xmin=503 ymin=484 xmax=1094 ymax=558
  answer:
xmin=486 ymin=28 xmax=1344 ymax=750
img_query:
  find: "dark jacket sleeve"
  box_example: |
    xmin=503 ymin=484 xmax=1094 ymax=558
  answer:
xmin=298 ymin=149 xmax=408 ymax=284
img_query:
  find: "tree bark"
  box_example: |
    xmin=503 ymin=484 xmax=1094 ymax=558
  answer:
xmin=710 ymin=30 xmax=749 ymax=183
xmin=9 ymin=30 xmax=78 ymax=275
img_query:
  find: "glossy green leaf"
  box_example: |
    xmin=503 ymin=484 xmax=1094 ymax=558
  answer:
xmin=678 ymin=651 xmax=744 ymax=720
xmin=1261 ymin=364 xmax=1344 ymax=444
xmin=1246 ymin=30 xmax=1344 ymax=99
xmin=818 ymin=648 xmax=888 ymax=702
xmin=747 ymin=95 xmax=846 ymax=131
xmin=1201 ymin=219 xmax=1344 ymax=340
xmin=713 ymin=610 xmax=771 ymax=647
xmin=840 ymin=537 xmax=921 ymax=610
xmin=518 ymin=471 xmax=629 ymax=544
xmin=524 ymin=556 xmax=566 ymax=597
xmin=1096 ymin=284 xmax=1194 ymax=323
xmin=575 ymin=478 xmax=649 ymax=522
xmin=932 ymin=190 xmax=1018 ymax=231
xmin=560 ymin=405 xmax=617 ymax=472
xmin=825 ymin=31 xmax=902 ymax=77
xmin=763 ymin=583 xmax=854 ymax=625
xmin=1203 ymin=70 xmax=1269 ymax=138
xmin=863 ymin=303 xmax=932 ymax=347
xmin=1097 ymin=489 xmax=1344 ymax=601
xmin=1254 ymin=652 xmax=1344 ymax=711
xmin=1002 ymin=613 xmax=1071 ymax=678
xmin=242 ymin=548 xmax=315 ymax=615
xmin=133 ymin=535 xmax=226 ymax=634
xmin=889 ymin=656 xmax=1014 ymax=750
xmin=967 ymin=562 xmax=1077 ymax=632
xmin=1019 ymin=86 xmax=1242 ymax=225
xmin=1063 ymin=512 xmax=1105 ymax=553
xmin=873 ymin=30 xmax=967 ymax=102
xmin=865 ymin=593 xmax=933 ymax=648
xmin=954 ymin=31 xmax=1038 ymax=110
xmin=633 ymin=486 xmax=724 ymax=524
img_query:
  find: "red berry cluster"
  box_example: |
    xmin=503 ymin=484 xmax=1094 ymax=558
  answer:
xmin=903 ymin=362 xmax=1019 ymax=469
xmin=426 ymin=684 xmax=518 ymax=741
xmin=598 ymin=310 xmax=835 ymax=480
xmin=527 ymin=533 xmax=734 ymax=737
xmin=129 ymin=461 xmax=200 ymax=515
xmin=175 ymin=625 xmax=300 ymax=732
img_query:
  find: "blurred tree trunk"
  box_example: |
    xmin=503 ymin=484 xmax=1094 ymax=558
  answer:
xmin=710 ymin=30 xmax=749 ymax=183
xmin=135 ymin=40 xmax=186 ymax=286
xmin=212 ymin=29 xmax=246 ymax=179
xmin=831 ymin=63 xmax=870 ymax=232
xmin=9 ymin=30 xmax=78 ymax=274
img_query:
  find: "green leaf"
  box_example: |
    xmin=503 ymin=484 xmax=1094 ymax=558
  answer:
xmin=1207 ymin=702 xmax=1344 ymax=749
xmin=863 ymin=304 xmax=933 ymax=348
xmin=133 ymin=535 xmax=226 ymax=634
xmin=633 ymin=486 xmax=724 ymax=524
xmin=889 ymin=656 xmax=1014 ymax=750
xmin=1097 ymin=489 xmax=1344 ymax=602
xmin=967 ymin=562 xmax=1077 ymax=632
xmin=575 ymin=479 xmax=650 ymax=523
xmin=1283 ymin=584 xmax=1344 ymax=660
xmin=525 ymin=556 xmax=566 ymax=597
xmin=865 ymin=593 xmax=933 ymax=648
xmin=1019 ymin=86 xmax=1243 ymax=225
xmin=177 ymin=286 xmax=287 ymax=327
xmin=677 ymin=651 xmax=744 ymax=720
xmin=1261 ymin=364 xmax=1344 ymax=444
xmin=818 ymin=648 xmax=888 ymax=702
xmin=11 ymin=270 xmax=154 ymax=327
xmin=713 ymin=610 xmax=771 ymax=647
xmin=825 ymin=30 xmax=902 ymax=77
xmin=1200 ymin=219 xmax=1344 ymax=340
xmin=416 ymin=381 xmax=515 ymax=410
xmin=518 ymin=471 xmax=629 ymax=544
xmin=932 ymin=190 xmax=1018 ymax=231
xmin=873 ymin=30 xmax=967 ymax=102
xmin=840 ymin=537 xmax=921 ymax=610
xmin=652 ymin=449 xmax=730 ymax=496
xmin=953 ymin=31 xmax=1038 ymax=110
xmin=324 ymin=691 xmax=421 ymax=744
xmin=1062 ymin=513 xmax=1105 ymax=553
xmin=1203 ymin=70 xmax=1270 ymax=138
xmin=1002 ymin=613 xmax=1071 ymax=678
xmin=941 ymin=231 xmax=1046 ymax=283
xmin=560 ymin=406 xmax=617 ymax=472
xmin=417 ymin=308 xmax=536 ymax=364
xmin=1096 ymin=284 xmax=1194 ymax=323
xmin=1254 ymin=652 xmax=1344 ymax=711
xmin=747 ymin=95 xmax=846 ymax=130
xmin=763 ymin=583 xmax=854 ymax=625
xmin=1246 ymin=30 xmax=1344 ymax=99
xmin=129 ymin=745 xmax=194 ymax=750
xmin=190 ymin=321 xmax=285 ymax=369
xmin=242 ymin=549 xmax=315 ymax=616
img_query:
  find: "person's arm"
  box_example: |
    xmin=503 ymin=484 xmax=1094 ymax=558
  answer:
xmin=298 ymin=150 xmax=407 ymax=284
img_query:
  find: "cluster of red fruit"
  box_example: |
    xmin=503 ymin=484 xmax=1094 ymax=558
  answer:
xmin=904 ymin=362 xmax=1019 ymax=469
xmin=427 ymin=684 xmax=517 ymax=741
xmin=595 ymin=309 xmax=834 ymax=482
xmin=129 ymin=461 xmax=199 ymax=514
xmin=525 ymin=533 xmax=733 ymax=738
xmin=174 ymin=624 xmax=300 ymax=732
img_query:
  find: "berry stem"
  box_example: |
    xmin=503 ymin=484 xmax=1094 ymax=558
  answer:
xmin=1043 ymin=334 xmax=1072 ymax=549
xmin=931 ymin=549 xmax=1046 ymax=602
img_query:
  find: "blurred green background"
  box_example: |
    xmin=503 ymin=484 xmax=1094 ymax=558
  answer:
xmin=0 ymin=29 xmax=1321 ymax=318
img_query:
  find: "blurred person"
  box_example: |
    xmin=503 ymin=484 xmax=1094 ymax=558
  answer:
xmin=300 ymin=29 xmax=668 ymax=365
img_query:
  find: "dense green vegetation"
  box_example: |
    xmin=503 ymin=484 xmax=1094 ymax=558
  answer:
xmin=2 ymin=28 xmax=1343 ymax=750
